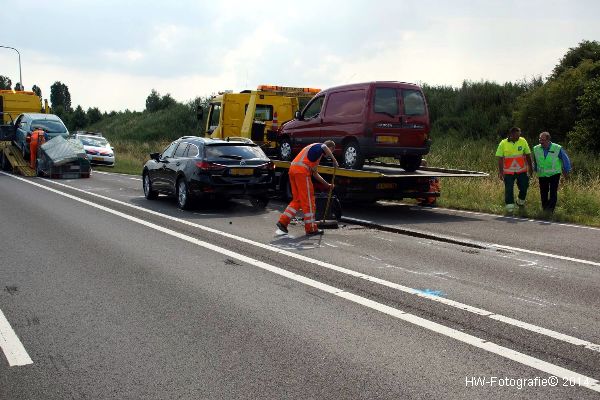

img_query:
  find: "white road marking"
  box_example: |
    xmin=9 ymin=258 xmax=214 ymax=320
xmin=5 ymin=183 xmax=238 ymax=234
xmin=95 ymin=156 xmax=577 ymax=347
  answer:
xmin=93 ymin=170 xmax=141 ymax=180
xmin=0 ymin=308 xmax=33 ymax=366
xmin=6 ymin=175 xmax=600 ymax=393
xmin=379 ymin=200 xmax=600 ymax=231
xmin=9 ymin=175 xmax=600 ymax=354
xmin=491 ymin=244 xmax=600 ymax=267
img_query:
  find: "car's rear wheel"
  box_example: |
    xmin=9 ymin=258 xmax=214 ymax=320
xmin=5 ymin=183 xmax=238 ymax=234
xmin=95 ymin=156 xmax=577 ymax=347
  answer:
xmin=342 ymin=140 xmax=364 ymax=169
xmin=22 ymin=144 xmax=28 ymax=163
xmin=400 ymin=155 xmax=422 ymax=172
xmin=143 ymin=172 xmax=158 ymax=200
xmin=278 ymin=138 xmax=292 ymax=161
xmin=176 ymin=178 xmax=193 ymax=210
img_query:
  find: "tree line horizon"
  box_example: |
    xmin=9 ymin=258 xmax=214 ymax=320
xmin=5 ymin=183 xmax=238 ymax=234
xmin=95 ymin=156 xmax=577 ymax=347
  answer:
xmin=1 ymin=40 xmax=598 ymax=152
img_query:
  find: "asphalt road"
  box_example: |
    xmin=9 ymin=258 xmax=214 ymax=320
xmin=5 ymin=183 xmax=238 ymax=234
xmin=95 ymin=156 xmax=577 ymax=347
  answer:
xmin=1 ymin=170 xmax=599 ymax=399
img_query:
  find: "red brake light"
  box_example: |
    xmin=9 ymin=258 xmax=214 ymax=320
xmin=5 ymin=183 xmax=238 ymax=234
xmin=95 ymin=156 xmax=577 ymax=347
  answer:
xmin=258 ymin=161 xmax=275 ymax=170
xmin=196 ymin=161 xmax=226 ymax=170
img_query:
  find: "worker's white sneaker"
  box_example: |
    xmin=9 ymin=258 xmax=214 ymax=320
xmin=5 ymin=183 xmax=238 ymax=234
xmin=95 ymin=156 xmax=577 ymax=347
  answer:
xmin=515 ymin=198 xmax=526 ymax=207
xmin=505 ymin=203 xmax=515 ymax=212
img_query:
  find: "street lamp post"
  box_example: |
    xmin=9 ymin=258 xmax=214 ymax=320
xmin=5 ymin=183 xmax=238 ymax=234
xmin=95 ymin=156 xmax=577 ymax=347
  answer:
xmin=0 ymin=45 xmax=23 ymax=90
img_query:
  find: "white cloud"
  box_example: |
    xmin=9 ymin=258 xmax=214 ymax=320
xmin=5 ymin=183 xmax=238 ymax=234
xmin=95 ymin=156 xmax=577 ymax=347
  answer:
xmin=1 ymin=0 xmax=599 ymax=112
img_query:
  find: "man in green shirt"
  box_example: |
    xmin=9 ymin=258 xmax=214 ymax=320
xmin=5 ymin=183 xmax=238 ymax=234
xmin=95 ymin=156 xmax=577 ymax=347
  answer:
xmin=533 ymin=131 xmax=572 ymax=212
xmin=495 ymin=127 xmax=534 ymax=212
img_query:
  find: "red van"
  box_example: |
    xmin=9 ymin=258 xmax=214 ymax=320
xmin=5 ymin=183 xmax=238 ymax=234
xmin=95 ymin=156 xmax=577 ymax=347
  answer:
xmin=276 ymin=81 xmax=431 ymax=171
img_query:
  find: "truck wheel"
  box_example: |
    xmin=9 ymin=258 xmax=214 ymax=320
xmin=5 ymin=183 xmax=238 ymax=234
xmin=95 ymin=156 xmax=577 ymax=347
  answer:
xmin=250 ymin=196 xmax=269 ymax=209
xmin=278 ymin=138 xmax=292 ymax=161
xmin=342 ymin=140 xmax=364 ymax=169
xmin=0 ymin=152 xmax=9 ymax=171
xmin=36 ymin=163 xmax=44 ymax=177
xmin=400 ymin=155 xmax=422 ymax=172
xmin=176 ymin=178 xmax=193 ymax=210
xmin=143 ymin=172 xmax=158 ymax=200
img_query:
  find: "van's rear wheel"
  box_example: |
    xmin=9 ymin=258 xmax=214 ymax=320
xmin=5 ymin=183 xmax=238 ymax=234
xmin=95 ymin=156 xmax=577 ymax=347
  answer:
xmin=400 ymin=155 xmax=422 ymax=172
xmin=278 ymin=138 xmax=292 ymax=161
xmin=342 ymin=141 xmax=364 ymax=169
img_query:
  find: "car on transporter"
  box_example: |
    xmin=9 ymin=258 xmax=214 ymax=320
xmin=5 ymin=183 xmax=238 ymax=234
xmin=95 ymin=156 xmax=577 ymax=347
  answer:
xmin=142 ymin=136 xmax=275 ymax=210
xmin=13 ymin=113 xmax=69 ymax=160
xmin=276 ymin=81 xmax=431 ymax=171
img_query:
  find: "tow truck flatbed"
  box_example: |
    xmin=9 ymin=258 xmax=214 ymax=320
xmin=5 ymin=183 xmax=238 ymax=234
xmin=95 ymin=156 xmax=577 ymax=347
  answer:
xmin=271 ymin=159 xmax=488 ymax=202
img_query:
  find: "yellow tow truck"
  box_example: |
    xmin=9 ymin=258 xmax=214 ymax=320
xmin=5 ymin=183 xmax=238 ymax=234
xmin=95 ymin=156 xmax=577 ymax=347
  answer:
xmin=0 ymin=90 xmax=50 ymax=124
xmin=200 ymin=85 xmax=319 ymax=155
xmin=196 ymin=85 xmax=487 ymax=210
xmin=0 ymin=90 xmax=51 ymax=175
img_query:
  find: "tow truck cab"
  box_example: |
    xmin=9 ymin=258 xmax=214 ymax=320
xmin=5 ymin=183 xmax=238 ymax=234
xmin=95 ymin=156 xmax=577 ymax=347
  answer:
xmin=201 ymin=85 xmax=319 ymax=154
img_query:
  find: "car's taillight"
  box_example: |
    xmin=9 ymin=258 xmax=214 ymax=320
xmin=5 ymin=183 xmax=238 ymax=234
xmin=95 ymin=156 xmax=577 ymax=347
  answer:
xmin=257 ymin=161 xmax=275 ymax=171
xmin=195 ymin=161 xmax=226 ymax=170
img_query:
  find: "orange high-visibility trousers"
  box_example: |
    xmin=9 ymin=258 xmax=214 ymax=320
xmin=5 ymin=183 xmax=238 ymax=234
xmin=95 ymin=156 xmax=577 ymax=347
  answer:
xmin=29 ymin=131 xmax=45 ymax=169
xmin=278 ymin=169 xmax=318 ymax=234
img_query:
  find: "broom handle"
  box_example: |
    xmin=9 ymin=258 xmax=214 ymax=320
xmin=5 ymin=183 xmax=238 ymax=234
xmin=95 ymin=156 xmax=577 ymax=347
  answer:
xmin=322 ymin=167 xmax=336 ymax=222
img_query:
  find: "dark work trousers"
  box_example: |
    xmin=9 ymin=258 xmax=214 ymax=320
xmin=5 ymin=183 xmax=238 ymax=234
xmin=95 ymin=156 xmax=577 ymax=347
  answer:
xmin=503 ymin=172 xmax=529 ymax=204
xmin=538 ymin=173 xmax=561 ymax=211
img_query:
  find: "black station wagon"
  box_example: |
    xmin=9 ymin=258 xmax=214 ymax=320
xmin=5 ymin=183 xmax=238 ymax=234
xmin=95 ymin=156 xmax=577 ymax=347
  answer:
xmin=142 ymin=137 xmax=275 ymax=209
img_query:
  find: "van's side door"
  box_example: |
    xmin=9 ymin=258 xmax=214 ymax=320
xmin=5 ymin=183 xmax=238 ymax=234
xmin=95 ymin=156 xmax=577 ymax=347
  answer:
xmin=289 ymin=95 xmax=324 ymax=153
xmin=320 ymin=89 xmax=367 ymax=155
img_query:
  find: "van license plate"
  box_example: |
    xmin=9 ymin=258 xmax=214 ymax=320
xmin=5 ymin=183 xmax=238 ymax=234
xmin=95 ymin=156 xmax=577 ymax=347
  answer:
xmin=230 ymin=168 xmax=254 ymax=176
xmin=93 ymin=156 xmax=104 ymax=161
xmin=376 ymin=136 xmax=398 ymax=144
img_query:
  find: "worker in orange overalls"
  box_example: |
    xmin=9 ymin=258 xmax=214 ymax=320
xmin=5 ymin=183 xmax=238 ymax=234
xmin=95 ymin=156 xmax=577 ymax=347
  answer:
xmin=277 ymin=140 xmax=339 ymax=236
xmin=417 ymin=159 xmax=440 ymax=206
xmin=29 ymin=126 xmax=47 ymax=169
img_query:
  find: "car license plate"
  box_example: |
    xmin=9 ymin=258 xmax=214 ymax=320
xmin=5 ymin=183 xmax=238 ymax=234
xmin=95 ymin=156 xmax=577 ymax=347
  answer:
xmin=92 ymin=156 xmax=104 ymax=161
xmin=376 ymin=135 xmax=398 ymax=144
xmin=70 ymin=165 xmax=81 ymax=170
xmin=230 ymin=168 xmax=254 ymax=176
xmin=376 ymin=183 xmax=397 ymax=190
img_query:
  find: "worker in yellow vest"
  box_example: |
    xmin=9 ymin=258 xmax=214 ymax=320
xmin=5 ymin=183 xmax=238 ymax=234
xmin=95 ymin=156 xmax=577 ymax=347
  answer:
xmin=495 ymin=127 xmax=534 ymax=212
xmin=533 ymin=131 xmax=571 ymax=213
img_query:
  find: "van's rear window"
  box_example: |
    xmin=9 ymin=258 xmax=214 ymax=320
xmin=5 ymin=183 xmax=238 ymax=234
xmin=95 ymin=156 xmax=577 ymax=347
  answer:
xmin=374 ymin=88 xmax=399 ymax=116
xmin=402 ymin=90 xmax=426 ymax=116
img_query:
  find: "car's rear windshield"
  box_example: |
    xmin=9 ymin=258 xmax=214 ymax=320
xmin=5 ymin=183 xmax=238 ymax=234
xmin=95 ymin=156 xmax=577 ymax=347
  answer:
xmin=79 ymin=136 xmax=108 ymax=147
xmin=32 ymin=119 xmax=67 ymax=134
xmin=205 ymin=144 xmax=267 ymax=160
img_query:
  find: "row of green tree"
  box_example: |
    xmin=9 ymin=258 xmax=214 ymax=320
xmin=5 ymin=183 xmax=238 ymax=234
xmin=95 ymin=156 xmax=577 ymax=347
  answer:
xmin=423 ymin=40 xmax=600 ymax=152
xmin=2 ymin=40 xmax=599 ymax=151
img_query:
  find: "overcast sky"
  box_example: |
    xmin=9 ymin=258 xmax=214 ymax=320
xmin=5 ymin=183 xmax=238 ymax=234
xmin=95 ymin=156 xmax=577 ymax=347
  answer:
xmin=2 ymin=0 xmax=599 ymax=112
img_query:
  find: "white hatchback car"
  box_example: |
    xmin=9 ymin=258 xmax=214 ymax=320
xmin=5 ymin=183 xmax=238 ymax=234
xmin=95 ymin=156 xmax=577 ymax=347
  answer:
xmin=74 ymin=132 xmax=115 ymax=166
